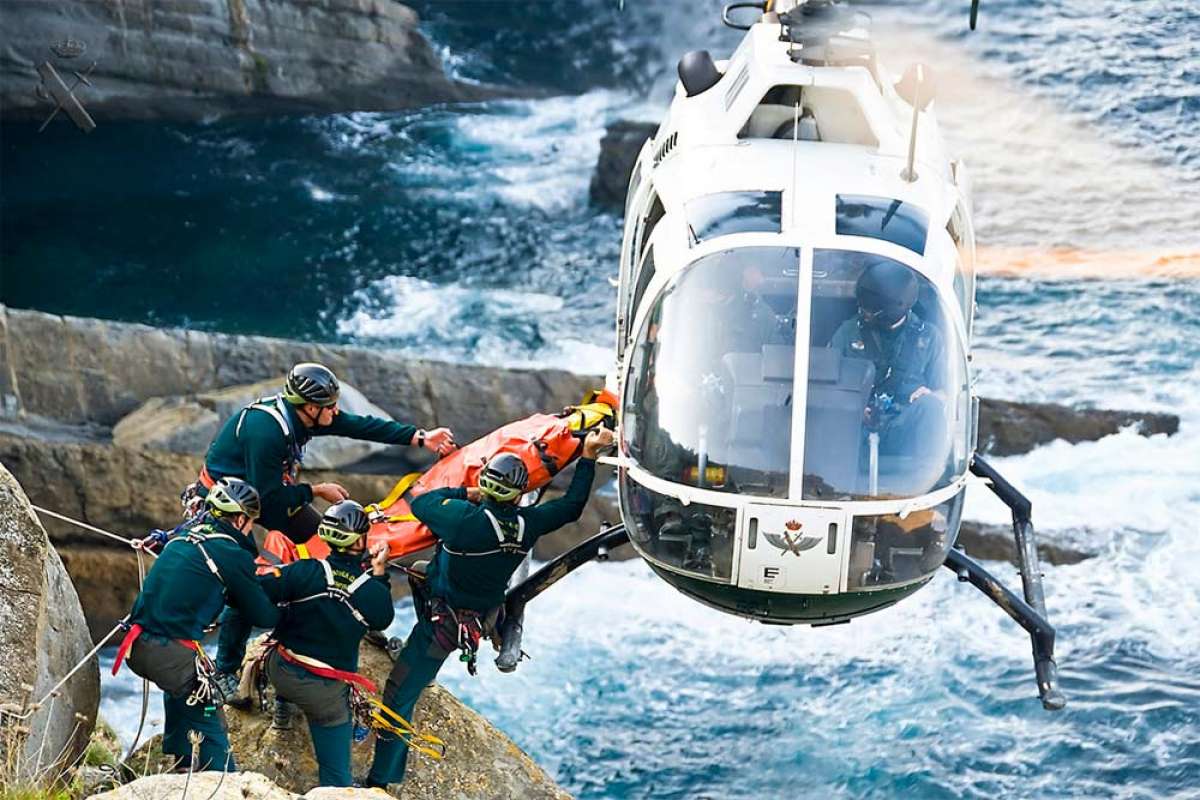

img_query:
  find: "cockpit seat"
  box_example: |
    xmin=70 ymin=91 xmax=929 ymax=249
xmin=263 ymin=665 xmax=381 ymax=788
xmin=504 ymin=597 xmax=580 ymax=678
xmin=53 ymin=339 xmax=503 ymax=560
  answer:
xmin=803 ymin=348 xmax=875 ymax=494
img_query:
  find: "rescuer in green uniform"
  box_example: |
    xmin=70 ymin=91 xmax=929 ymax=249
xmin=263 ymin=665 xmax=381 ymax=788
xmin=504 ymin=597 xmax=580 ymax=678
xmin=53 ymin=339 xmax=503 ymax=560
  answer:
xmin=259 ymin=500 xmax=394 ymax=787
xmin=201 ymin=362 xmax=454 ymax=685
xmin=114 ymin=478 xmax=279 ymax=772
xmin=197 ymin=362 xmax=456 ymax=540
xmin=366 ymin=427 xmax=614 ymax=789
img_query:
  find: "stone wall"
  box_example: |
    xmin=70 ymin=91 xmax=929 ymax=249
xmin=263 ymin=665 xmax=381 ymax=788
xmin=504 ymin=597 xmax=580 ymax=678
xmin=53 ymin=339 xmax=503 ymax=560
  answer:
xmin=0 ymin=0 xmax=492 ymax=122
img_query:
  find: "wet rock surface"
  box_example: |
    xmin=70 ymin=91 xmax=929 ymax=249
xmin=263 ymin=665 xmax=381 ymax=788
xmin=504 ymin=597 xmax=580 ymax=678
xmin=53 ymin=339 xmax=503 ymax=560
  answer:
xmin=589 ymin=120 xmax=657 ymax=209
xmin=125 ymin=641 xmax=571 ymax=799
xmin=0 ymin=463 xmax=98 ymax=775
xmin=0 ymin=0 xmax=492 ymax=122
xmin=114 ymin=379 xmax=400 ymax=469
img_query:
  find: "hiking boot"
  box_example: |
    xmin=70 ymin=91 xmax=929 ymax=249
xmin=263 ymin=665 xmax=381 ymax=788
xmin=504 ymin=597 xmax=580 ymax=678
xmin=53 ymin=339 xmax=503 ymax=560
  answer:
xmin=495 ymin=618 xmax=525 ymax=673
xmin=210 ymin=671 xmax=240 ymax=705
xmin=271 ymin=699 xmax=293 ymax=731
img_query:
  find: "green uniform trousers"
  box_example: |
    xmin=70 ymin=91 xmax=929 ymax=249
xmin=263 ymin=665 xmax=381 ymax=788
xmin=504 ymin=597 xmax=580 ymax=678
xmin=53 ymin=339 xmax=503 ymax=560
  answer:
xmin=264 ymin=650 xmax=355 ymax=787
xmin=366 ymin=619 xmax=452 ymax=787
xmin=126 ymin=634 xmax=235 ymax=771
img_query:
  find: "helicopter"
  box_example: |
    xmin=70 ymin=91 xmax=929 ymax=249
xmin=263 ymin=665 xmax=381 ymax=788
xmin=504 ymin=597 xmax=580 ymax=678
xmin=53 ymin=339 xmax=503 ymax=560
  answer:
xmin=500 ymin=0 xmax=1064 ymax=711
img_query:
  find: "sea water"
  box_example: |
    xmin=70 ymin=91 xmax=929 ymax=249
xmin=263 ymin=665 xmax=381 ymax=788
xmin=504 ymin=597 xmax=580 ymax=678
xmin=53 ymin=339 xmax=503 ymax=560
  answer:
xmin=13 ymin=1 xmax=1200 ymax=797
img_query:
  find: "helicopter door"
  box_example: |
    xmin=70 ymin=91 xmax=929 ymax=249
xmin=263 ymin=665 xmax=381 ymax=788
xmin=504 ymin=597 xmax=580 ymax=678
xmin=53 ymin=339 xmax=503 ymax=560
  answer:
xmin=737 ymin=504 xmax=847 ymax=595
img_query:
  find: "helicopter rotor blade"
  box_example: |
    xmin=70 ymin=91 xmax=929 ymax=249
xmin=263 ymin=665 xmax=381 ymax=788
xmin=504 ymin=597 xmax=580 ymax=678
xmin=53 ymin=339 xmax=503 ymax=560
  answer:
xmin=970 ymin=0 xmax=980 ymax=30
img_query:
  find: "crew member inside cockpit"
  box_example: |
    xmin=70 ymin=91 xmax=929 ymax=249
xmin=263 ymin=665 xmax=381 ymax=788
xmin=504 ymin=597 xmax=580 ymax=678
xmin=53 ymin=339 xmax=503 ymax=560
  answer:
xmin=829 ymin=260 xmax=946 ymax=455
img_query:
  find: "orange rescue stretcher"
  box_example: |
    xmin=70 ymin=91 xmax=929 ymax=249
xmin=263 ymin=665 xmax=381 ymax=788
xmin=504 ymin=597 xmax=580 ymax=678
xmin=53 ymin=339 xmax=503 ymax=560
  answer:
xmin=257 ymin=389 xmax=617 ymax=569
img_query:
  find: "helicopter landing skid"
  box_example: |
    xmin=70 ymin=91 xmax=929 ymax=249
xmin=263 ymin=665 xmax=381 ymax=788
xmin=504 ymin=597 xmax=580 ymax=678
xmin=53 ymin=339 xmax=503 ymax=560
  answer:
xmin=948 ymin=455 xmax=1066 ymax=711
xmin=499 ymin=523 xmax=632 ymax=671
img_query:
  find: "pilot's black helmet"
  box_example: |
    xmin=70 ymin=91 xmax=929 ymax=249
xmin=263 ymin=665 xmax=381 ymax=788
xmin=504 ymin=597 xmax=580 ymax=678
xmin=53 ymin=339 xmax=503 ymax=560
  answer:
xmin=856 ymin=260 xmax=918 ymax=328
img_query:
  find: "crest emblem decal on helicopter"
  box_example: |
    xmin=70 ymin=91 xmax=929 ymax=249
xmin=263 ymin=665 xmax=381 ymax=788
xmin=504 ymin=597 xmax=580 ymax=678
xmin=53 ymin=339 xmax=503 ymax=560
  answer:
xmin=764 ymin=521 xmax=821 ymax=557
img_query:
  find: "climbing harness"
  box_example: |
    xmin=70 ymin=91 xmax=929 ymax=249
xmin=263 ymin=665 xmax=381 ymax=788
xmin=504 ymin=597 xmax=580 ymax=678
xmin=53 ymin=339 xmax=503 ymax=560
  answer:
xmin=236 ymin=394 xmax=305 ymax=484
xmin=278 ymin=559 xmax=375 ymax=627
xmin=428 ymin=599 xmax=489 ymax=676
xmin=440 ymin=510 xmax=529 ymax=558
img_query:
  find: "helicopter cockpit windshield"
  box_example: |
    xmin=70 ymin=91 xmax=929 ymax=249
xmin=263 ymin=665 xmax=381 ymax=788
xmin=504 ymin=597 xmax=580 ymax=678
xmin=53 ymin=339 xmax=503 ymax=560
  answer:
xmin=803 ymin=250 xmax=970 ymax=500
xmin=624 ymin=246 xmax=799 ymax=499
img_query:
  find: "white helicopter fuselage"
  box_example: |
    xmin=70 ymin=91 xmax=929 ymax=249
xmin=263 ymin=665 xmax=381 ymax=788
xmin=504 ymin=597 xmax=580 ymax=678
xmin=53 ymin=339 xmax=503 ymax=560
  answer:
xmin=612 ymin=14 xmax=981 ymax=624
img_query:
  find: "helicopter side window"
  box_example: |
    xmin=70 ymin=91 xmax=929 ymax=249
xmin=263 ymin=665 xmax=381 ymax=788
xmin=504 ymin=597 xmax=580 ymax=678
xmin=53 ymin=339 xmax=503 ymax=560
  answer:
xmin=803 ymin=250 xmax=968 ymax=501
xmin=619 ymin=473 xmax=736 ymax=583
xmin=627 ymin=245 xmax=656 ymax=330
xmin=835 ymin=195 xmax=929 ymax=255
xmin=847 ymin=490 xmax=965 ymax=590
xmin=622 ymin=246 xmax=799 ymax=499
xmin=685 ymin=191 xmax=782 ymax=243
xmin=947 ymin=201 xmax=976 ymax=329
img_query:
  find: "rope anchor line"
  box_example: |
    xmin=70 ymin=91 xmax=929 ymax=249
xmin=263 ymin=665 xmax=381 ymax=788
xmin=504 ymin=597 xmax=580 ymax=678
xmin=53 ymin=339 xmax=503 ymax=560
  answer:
xmin=1 ymin=503 xmax=153 ymax=760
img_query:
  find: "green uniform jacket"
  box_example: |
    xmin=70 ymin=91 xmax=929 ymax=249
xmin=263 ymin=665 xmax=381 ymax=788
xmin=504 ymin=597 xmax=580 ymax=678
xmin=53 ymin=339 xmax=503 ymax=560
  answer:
xmin=129 ymin=516 xmax=280 ymax=641
xmin=260 ymin=552 xmax=394 ymax=673
xmin=415 ymin=458 xmax=597 ymax=611
xmin=829 ymin=312 xmax=946 ymax=403
xmin=204 ymin=395 xmax=418 ymax=530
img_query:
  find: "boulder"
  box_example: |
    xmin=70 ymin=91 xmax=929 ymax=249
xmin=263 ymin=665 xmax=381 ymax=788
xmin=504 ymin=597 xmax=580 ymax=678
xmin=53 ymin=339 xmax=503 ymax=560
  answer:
xmin=0 ymin=463 xmax=98 ymax=776
xmin=88 ymin=771 xmax=301 ymax=800
xmin=0 ymin=0 xmax=495 ymax=123
xmin=589 ymin=120 xmax=658 ymax=211
xmin=113 ymin=378 xmax=400 ymax=469
xmin=127 ymin=642 xmax=572 ymax=799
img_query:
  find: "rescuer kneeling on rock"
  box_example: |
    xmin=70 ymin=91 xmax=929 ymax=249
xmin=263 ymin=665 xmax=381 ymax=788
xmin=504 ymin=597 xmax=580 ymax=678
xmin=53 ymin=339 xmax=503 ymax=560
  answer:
xmin=191 ymin=361 xmax=455 ymax=692
xmin=112 ymin=478 xmax=279 ymax=772
xmin=366 ymin=427 xmax=614 ymax=789
xmin=256 ymin=500 xmax=395 ymax=787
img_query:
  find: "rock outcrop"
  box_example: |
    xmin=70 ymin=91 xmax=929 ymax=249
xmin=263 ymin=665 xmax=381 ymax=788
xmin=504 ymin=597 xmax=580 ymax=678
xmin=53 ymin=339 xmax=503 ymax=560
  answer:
xmin=589 ymin=120 xmax=657 ymax=210
xmin=114 ymin=378 xmax=400 ymax=469
xmin=0 ymin=0 xmax=492 ymax=122
xmin=1 ymin=306 xmax=597 ymax=446
xmin=89 ymin=770 xmax=386 ymax=799
xmin=977 ymin=397 xmax=1178 ymax=456
xmin=127 ymin=641 xmax=571 ymax=799
xmin=0 ymin=306 xmax=1178 ymax=457
xmin=0 ymin=463 xmax=98 ymax=775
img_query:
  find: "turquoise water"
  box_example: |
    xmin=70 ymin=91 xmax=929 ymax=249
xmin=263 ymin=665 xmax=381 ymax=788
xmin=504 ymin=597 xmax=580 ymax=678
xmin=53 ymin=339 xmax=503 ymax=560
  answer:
xmin=15 ymin=1 xmax=1200 ymax=797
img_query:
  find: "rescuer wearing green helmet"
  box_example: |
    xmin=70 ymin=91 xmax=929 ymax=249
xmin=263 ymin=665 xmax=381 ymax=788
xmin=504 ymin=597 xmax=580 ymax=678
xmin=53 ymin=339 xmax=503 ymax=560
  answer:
xmin=113 ymin=478 xmax=279 ymax=772
xmin=366 ymin=427 xmax=614 ymax=789
xmin=199 ymin=362 xmax=454 ymax=684
xmin=258 ymin=500 xmax=394 ymax=787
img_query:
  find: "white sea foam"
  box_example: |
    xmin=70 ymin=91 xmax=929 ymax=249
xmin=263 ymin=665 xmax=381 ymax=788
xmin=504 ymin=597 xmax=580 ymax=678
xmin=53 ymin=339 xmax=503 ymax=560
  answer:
xmin=337 ymin=274 xmax=614 ymax=374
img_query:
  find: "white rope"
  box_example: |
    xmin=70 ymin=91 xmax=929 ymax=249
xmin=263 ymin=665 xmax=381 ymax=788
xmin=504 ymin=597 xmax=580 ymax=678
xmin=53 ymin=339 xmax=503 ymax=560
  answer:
xmin=31 ymin=504 xmax=157 ymax=557
xmin=1 ymin=622 xmax=124 ymax=722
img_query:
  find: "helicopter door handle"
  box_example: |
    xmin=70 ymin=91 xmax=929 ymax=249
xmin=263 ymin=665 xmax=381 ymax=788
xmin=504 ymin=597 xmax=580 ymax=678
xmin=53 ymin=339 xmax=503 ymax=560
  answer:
xmin=722 ymin=1 xmax=767 ymax=31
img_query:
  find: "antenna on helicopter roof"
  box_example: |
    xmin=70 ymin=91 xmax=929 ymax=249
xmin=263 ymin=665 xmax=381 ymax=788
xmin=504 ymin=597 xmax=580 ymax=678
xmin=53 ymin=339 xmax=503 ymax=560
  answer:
xmin=896 ymin=63 xmax=935 ymax=182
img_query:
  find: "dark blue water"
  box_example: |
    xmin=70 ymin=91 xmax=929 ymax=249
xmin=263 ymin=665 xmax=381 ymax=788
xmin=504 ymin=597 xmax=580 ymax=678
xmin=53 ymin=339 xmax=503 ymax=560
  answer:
xmin=14 ymin=1 xmax=1200 ymax=797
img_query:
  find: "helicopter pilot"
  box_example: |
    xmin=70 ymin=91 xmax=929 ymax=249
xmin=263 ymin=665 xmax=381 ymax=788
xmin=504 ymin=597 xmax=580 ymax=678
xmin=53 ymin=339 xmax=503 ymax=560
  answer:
xmin=828 ymin=259 xmax=947 ymax=462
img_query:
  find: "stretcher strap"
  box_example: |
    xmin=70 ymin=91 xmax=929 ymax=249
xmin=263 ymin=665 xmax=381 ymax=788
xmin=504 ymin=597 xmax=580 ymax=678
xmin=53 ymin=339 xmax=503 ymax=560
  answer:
xmin=368 ymin=472 xmax=423 ymax=518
